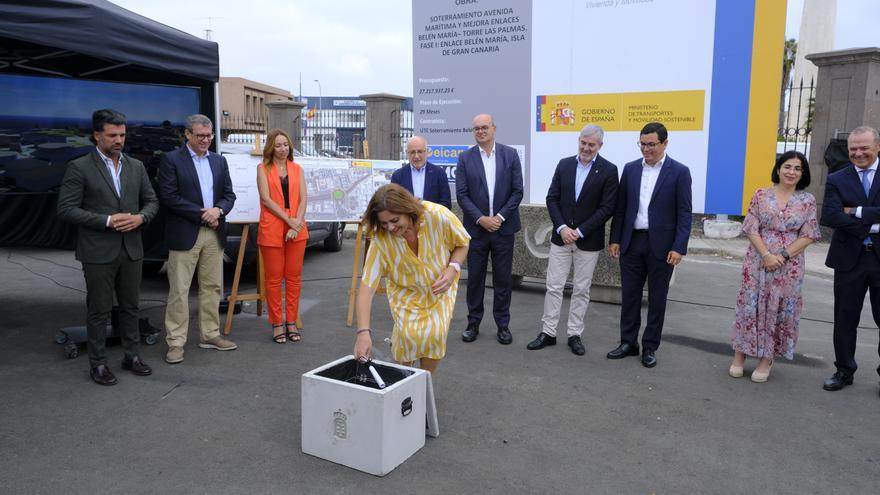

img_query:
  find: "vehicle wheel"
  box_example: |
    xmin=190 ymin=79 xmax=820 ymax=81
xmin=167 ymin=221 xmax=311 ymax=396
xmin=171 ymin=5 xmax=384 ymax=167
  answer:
xmin=55 ymin=332 xmax=68 ymax=345
xmin=65 ymin=343 xmax=78 ymax=359
xmin=142 ymin=260 xmax=165 ymax=276
xmin=144 ymin=334 xmax=158 ymax=346
xmin=324 ymin=222 xmax=344 ymax=252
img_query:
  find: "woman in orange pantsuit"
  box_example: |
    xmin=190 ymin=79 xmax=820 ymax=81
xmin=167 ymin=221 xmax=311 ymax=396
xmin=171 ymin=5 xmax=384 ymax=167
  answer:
xmin=257 ymin=129 xmax=308 ymax=343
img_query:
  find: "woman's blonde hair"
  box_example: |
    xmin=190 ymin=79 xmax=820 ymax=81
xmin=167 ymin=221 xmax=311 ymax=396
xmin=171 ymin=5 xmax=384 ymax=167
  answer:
xmin=262 ymin=128 xmax=294 ymax=167
xmin=362 ymin=184 xmax=424 ymax=233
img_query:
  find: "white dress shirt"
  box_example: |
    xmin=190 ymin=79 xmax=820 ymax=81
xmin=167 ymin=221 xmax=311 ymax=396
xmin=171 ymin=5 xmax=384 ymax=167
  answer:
xmin=96 ymin=147 xmax=123 ymax=198
xmin=480 ymin=144 xmax=497 ymax=217
xmin=557 ymin=156 xmax=594 ymax=238
xmin=410 ymin=164 xmax=426 ymax=199
xmin=634 ymin=155 xmax=666 ymax=230
xmin=187 ymin=144 xmax=214 ymax=210
xmin=854 ymin=158 xmax=880 ymax=233
xmin=96 ymin=148 xmax=123 ymax=227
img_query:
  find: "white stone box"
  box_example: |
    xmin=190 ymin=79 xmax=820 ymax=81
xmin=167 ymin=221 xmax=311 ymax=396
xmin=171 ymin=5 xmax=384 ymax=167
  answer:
xmin=301 ymin=356 xmax=428 ymax=476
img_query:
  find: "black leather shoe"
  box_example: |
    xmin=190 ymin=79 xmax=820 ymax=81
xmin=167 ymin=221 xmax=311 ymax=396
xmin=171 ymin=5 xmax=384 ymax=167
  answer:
xmin=90 ymin=365 xmax=118 ymax=386
xmin=496 ymin=327 xmax=512 ymax=345
xmin=462 ymin=324 xmax=479 ymax=343
xmin=822 ymin=370 xmax=854 ymax=391
xmin=122 ymin=356 xmax=153 ymax=376
xmin=641 ymin=349 xmax=657 ymax=368
xmin=526 ymin=333 xmax=556 ymax=350
xmin=606 ymin=342 xmax=640 ymax=359
xmin=568 ymin=336 xmax=585 ymax=356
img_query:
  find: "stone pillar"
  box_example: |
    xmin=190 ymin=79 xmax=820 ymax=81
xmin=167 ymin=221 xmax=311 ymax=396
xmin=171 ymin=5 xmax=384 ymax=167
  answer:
xmin=806 ymin=48 xmax=880 ymax=213
xmin=266 ymin=100 xmax=306 ymax=153
xmin=352 ymin=134 xmax=364 ymax=159
xmin=360 ymin=93 xmax=406 ymax=160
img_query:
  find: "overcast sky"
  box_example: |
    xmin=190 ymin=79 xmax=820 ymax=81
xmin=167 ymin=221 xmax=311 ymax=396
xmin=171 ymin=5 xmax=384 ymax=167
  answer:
xmin=110 ymin=0 xmax=877 ymax=98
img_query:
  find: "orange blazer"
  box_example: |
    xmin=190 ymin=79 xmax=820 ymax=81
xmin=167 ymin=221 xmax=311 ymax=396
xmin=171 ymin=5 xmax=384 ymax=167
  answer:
xmin=257 ymin=160 xmax=309 ymax=247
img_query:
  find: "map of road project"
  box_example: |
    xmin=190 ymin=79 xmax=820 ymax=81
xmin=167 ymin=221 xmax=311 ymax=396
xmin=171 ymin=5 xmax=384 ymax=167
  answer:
xmin=303 ymin=166 xmax=374 ymax=222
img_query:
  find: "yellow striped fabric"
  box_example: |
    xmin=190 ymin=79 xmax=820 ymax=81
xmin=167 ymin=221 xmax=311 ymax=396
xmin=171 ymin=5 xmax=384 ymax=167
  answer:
xmin=362 ymin=201 xmax=470 ymax=362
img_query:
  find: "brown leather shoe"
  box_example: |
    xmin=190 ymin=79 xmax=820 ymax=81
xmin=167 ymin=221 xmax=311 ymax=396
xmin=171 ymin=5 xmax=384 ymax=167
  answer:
xmin=121 ymin=356 xmax=153 ymax=376
xmin=90 ymin=365 xmax=118 ymax=386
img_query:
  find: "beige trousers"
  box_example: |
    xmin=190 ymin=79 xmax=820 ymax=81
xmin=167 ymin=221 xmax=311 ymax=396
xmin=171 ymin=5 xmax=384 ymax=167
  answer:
xmin=165 ymin=227 xmax=223 ymax=347
xmin=541 ymin=242 xmax=600 ymax=337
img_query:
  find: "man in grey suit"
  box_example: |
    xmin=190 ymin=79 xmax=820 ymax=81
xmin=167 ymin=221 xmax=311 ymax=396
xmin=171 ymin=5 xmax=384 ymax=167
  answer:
xmin=57 ymin=109 xmax=159 ymax=386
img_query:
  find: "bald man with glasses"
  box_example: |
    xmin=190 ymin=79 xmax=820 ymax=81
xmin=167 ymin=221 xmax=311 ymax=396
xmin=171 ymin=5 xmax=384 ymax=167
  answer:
xmin=391 ymin=135 xmax=451 ymax=209
xmin=456 ymin=113 xmax=524 ymax=345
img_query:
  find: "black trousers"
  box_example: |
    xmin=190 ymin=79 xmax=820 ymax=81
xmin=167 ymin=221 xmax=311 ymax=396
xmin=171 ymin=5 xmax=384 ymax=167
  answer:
xmin=466 ymin=232 xmax=515 ymax=328
xmin=82 ymin=251 xmax=142 ymax=367
xmin=832 ymin=247 xmax=880 ymax=375
xmin=619 ymin=230 xmax=674 ymax=351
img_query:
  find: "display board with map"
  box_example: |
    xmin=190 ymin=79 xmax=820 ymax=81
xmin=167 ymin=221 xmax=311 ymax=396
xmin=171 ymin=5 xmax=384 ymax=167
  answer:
xmin=225 ymin=154 xmax=401 ymax=223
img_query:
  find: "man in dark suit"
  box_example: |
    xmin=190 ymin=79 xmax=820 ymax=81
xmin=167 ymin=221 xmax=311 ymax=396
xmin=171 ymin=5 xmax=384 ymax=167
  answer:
xmin=57 ymin=109 xmax=159 ymax=385
xmin=820 ymin=125 xmax=880 ymax=393
xmin=607 ymin=122 xmax=692 ymax=368
xmin=391 ymin=135 xmax=451 ymax=209
xmin=158 ymin=114 xmax=237 ymax=364
xmin=456 ymin=113 xmax=524 ymax=344
xmin=527 ymin=124 xmax=618 ymax=356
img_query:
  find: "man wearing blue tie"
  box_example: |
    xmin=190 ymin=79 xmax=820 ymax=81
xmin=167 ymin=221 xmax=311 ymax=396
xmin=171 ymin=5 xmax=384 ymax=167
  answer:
xmin=820 ymin=126 xmax=880 ymax=394
xmin=391 ymin=136 xmax=451 ymax=209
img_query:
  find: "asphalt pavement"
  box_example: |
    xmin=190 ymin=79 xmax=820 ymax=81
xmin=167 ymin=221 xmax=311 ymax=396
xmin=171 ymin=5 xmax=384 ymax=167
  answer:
xmin=0 ymin=237 xmax=877 ymax=494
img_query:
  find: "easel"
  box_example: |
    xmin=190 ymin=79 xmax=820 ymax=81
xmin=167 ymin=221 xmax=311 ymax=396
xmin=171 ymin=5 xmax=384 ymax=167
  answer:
xmin=345 ymin=221 xmax=386 ymax=326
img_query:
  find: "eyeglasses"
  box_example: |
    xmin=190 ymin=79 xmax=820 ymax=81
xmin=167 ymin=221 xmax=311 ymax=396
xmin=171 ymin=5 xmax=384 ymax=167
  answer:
xmin=473 ymin=125 xmax=491 ymax=132
xmin=638 ymin=141 xmax=663 ymax=149
xmin=780 ymin=165 xmax=803 ymax=172
xmin=189 ymin=132 xmax=214 ymax=141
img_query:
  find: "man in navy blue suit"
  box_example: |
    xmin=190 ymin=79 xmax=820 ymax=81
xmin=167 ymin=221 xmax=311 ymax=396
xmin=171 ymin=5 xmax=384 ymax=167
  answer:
xmin=158 ymin=114 xmax=237 ymax=365
xmin=820 ymin=125 xmax=880 ymax=393
xmin=527 ymin=124 xmax=618 ymax=356
xmin=456 ymin=113 xmax=523 ymax=345
xmin=607 ymin=122 xmax=692 ymax=368
xmin=391 ymin=136 xmax=451 ymax=209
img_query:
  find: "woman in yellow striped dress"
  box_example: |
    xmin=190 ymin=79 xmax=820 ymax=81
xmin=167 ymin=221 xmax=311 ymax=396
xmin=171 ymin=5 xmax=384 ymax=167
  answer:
xmin=354 ymin=184 xmax=470 ymax=373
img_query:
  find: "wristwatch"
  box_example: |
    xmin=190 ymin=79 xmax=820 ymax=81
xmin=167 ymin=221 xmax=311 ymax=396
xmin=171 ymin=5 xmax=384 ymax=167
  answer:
xmin=218 ymin=207 xmax=225 ymax=217
xmin=780 ymin=249 xmax=790 ymax=262
xmin=448 ymin=261 xmax=461 ymax=272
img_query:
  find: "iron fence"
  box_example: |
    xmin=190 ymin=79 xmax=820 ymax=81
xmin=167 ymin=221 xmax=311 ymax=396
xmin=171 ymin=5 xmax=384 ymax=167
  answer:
xmin=778 ymin=78 xmax=814 ymax=155
xmin=218 ymin=105 xmax=413 ymax=159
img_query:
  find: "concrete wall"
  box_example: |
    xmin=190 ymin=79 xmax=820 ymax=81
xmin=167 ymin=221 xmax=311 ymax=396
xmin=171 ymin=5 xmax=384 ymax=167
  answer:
xmin=805 ymin=48 xmax=880 ymax=212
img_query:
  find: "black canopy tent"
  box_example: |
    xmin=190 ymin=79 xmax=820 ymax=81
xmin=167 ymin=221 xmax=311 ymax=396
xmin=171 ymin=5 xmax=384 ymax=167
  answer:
xmin=0 ymin=0 xmax=219 ymax=247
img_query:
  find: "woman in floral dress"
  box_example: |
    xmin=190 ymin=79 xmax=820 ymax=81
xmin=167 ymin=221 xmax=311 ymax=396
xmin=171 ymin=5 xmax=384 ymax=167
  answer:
xmin=730 ymin=151 xmax=821 ymax=382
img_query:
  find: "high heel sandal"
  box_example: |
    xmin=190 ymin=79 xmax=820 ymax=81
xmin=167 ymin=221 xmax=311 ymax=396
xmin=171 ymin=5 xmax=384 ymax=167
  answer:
xmin=272 ymin=323 xmax=287 ymax=344
xmin=286 ymin=322 xmax=301 ymax=343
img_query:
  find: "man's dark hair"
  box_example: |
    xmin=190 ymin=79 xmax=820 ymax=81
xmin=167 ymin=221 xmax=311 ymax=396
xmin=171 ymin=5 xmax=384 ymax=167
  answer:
xmin=640 ymin=122 xmax=668 ymax=142
xmin=771 ymin=150 xmax=811 ymax=190
xmin=92 ymin=109 xmax=127 ymax=133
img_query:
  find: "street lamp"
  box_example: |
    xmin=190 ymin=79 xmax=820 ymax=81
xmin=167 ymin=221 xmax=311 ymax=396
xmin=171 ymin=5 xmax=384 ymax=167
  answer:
xmin=314 ymin=79 xmax=322 ymax=153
